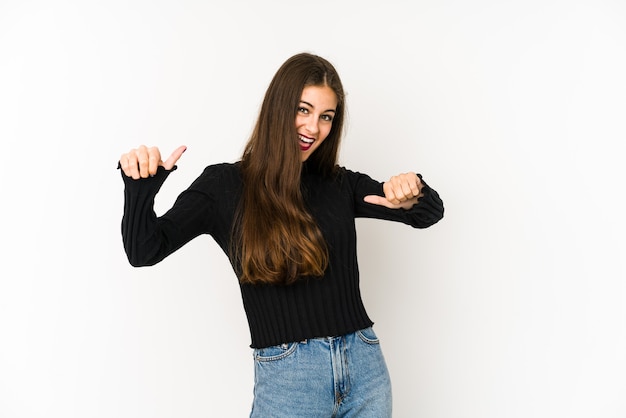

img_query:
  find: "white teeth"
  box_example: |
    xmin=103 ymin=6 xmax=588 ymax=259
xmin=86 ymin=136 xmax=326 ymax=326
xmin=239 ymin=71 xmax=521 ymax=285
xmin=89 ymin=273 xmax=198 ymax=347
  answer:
xmin=299 ymin=135 xmax=314 ymax=144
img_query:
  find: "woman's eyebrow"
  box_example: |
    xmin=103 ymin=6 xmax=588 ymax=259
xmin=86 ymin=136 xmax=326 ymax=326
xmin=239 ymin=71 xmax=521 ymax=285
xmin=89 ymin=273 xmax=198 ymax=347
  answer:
xmin=299 ymin=100 xmax=336 ymax=113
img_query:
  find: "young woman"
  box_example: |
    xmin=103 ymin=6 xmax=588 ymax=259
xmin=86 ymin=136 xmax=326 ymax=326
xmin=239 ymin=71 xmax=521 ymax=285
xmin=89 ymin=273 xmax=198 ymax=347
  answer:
xmin=119 ymin=52 xmax=444 ymax=417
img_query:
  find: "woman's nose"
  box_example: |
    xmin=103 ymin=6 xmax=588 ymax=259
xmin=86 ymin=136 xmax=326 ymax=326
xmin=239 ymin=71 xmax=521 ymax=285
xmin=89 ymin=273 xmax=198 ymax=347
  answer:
xmin=305 ymin=117 xmax=319 ymax=134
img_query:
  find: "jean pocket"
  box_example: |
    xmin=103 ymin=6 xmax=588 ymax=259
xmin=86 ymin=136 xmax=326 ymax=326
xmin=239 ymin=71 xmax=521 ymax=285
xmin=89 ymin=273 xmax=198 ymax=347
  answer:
xmin=254 ymin=342 xmax=298 ymax=362
xmin=356 ymin=327 xmax=380 ymax=345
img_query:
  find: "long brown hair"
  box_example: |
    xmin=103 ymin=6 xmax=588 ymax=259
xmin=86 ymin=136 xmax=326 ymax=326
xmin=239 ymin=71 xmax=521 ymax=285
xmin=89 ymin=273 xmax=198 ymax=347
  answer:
xmin=233 ymin=52 xmax=346 ymax=285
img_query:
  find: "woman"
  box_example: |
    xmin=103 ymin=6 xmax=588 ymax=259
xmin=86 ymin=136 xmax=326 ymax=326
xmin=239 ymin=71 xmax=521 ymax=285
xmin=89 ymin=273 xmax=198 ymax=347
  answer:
xmin=119 ymin=52 xmax=444 ymax=417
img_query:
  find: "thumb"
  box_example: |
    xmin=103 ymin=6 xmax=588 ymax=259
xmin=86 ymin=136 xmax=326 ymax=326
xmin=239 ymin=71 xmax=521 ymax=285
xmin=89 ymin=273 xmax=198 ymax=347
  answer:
xmin=364 ymin=194 xmax=395 ymax=209
xmin=364 ymin=194 xmax=417 ymax=210
xmin=161 ymin=145 xmax=187 ymax=170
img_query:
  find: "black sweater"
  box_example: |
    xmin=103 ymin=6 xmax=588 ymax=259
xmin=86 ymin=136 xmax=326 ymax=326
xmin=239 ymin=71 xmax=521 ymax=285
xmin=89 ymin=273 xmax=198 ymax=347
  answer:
xmin=121 ymin=162 xmax=444 ymax=348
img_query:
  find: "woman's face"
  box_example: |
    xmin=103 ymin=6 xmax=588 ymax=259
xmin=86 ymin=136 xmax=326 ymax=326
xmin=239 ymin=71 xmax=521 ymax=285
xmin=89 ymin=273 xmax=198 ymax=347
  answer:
xmin=296 ymin=85 xmax=337 ymax=162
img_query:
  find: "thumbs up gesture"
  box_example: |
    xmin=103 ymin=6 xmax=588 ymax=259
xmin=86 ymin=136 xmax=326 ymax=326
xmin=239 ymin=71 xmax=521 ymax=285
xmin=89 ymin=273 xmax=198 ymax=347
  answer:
xmin=120 ymin=145 xmax=187 ymax=179
xmin=364 ymin=172 xmax=424 ymax=210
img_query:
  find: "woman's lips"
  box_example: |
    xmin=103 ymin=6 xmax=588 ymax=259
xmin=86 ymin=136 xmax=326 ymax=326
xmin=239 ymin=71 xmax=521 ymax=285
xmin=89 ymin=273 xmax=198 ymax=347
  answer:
xmin=299 ymin=134 xmax=314 ymax=151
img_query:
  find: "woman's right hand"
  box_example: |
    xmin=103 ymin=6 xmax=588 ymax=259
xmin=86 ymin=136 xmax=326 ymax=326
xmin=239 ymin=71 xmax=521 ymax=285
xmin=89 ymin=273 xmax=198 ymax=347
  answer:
xmin=119 ymin=145 xmax=187 ymax=179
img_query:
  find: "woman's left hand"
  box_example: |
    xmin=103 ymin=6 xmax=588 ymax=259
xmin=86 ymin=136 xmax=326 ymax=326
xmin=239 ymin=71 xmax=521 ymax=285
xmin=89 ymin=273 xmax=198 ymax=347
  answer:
xmin=364 ymin=172 xmax=424 ymax=210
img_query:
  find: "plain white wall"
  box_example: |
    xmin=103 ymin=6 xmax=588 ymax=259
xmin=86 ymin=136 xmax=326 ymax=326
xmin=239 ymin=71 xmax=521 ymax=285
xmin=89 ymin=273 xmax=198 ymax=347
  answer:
xmin=1 ymin=0 xmax=625 ymax=417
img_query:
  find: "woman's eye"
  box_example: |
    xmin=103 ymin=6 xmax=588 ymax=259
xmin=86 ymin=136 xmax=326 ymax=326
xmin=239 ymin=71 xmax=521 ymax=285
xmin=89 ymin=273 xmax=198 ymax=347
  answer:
xmin=321 ymin=114 xmax=333 ymax=122
xmin=298 ymin=107 xmax=308 ymax=114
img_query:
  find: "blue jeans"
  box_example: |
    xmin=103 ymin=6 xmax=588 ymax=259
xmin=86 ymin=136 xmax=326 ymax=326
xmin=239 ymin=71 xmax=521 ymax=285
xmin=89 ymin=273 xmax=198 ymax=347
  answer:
xmin=250 ymin=327 xmax=392 ymax=417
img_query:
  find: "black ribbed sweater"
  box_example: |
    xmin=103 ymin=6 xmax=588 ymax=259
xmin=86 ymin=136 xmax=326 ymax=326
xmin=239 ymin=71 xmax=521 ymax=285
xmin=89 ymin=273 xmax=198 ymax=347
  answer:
xmin=120 ymin=162 xmax=444 ymax=348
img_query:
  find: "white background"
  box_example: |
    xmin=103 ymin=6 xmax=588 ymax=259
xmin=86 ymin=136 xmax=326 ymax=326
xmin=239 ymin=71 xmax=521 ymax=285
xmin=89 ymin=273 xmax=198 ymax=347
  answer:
xmin=1 ymin=0 xmax=625 ymax=417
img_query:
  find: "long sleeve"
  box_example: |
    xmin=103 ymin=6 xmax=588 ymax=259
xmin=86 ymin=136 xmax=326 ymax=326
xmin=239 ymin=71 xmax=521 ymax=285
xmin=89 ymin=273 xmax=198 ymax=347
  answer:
xmin=344 ymin=168 xmax=444 ymax=228
xmin=120 ymin=165 xmax=217 ymax=267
